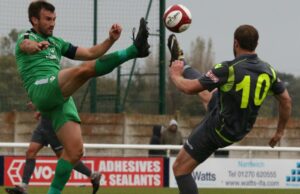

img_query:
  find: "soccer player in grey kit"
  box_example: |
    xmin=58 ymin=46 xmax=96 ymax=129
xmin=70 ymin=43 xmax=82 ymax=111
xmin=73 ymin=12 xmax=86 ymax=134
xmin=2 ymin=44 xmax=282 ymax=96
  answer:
xmin=167 ymin=24 xmax=292 ymax=194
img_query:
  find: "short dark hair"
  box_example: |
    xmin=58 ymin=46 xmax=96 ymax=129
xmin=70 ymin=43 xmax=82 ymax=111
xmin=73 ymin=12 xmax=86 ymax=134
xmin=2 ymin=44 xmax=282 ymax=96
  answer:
xmin=28 ymin=1 xmax=55 ymax=25
xmin=234 ymin=25 xmax=259 ymax=51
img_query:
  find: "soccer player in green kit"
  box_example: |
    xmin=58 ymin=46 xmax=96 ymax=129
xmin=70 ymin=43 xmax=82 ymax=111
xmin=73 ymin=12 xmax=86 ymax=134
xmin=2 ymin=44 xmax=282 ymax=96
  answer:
xmin=15 ymin=1 xmax=150 ymax=194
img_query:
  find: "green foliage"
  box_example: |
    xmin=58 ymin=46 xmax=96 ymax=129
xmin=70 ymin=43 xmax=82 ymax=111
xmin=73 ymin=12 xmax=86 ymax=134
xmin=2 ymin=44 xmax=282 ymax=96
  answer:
xmin=0 ymin=28 xmax=20 ymax=55
xmin=187 ymin=36 xmax=215 ymax=73
xmin=0 ymin=29 xmax=28 ymax=111
xmin=124 ymin=59 xmax=160 ymax=114
xmin=0 ymin=54 xmax=28 ymax=111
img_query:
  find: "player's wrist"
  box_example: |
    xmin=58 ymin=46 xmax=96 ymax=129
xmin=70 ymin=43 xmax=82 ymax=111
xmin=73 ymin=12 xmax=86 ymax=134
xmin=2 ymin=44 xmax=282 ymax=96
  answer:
xmin=107 ymin=36 xmax=117 ymax=43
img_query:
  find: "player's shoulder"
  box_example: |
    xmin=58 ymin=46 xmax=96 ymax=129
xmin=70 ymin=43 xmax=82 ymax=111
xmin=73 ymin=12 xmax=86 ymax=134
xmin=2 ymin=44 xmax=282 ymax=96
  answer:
xmin=255 ymin=57 xmax=278 ymax=76
xmin=212 ymin=61 xmax=230 ymax=70
xmin=17 ymin=29 xmax=38 ymax=42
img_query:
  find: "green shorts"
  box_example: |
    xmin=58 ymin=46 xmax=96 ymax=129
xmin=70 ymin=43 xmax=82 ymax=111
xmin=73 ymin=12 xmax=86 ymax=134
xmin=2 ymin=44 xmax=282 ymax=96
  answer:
xmin=28 ymin=73 xmax=81 ymax=132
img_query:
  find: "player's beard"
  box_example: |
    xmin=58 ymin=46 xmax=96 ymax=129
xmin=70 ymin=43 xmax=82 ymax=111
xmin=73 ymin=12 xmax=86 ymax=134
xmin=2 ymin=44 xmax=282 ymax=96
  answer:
xmin=38 ymin=25 xmax=53 ymax=37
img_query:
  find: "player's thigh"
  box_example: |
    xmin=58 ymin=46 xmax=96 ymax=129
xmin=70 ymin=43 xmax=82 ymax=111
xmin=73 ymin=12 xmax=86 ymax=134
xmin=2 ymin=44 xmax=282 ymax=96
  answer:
xmin=26 ymin=142 xmax=44 ymax=158
xmin=44 ymin=97 xmax=81 ymax=132
xmin=41 ymin=116 xmax=63 ymax=153
xmin=58 ymin=61 xmax=95 ymax=97
xmin=31 ymin=122 xmax=48 ymax=147
xmin=44 ymin=126 xmax=64 ymax=154
xmin=56 ymin=121 xmax=83 ymax=156
xmin=183 ymin=114 xmax=228 ymax=164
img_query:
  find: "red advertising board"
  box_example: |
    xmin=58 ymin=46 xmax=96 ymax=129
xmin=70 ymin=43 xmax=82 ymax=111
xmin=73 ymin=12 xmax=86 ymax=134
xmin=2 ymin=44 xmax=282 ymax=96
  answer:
xmin=4 ymin=156 xmax=164 ymax=187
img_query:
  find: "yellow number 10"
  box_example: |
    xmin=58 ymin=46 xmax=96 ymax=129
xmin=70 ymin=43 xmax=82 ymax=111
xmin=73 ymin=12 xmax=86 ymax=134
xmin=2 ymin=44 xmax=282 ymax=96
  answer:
xmin=235 ymin=74 xmax=271 ymax=108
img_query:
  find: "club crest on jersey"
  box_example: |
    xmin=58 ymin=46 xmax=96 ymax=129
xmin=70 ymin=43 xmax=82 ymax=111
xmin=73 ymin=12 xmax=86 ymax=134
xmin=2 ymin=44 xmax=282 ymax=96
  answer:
xmin=49 ymin=76 xmax=56 ymax=82
xmin=206 ymin=70 xmax=219 ymax=83
xmin=45 ymin=48 xmax=57 ymax=60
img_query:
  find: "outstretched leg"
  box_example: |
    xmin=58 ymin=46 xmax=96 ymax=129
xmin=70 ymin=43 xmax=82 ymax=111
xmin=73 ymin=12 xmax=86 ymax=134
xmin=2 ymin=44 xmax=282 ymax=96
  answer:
xmin=58 ymin=18 xmax=150 ymax=98
xmin=168 ymin=34 xmax=212 ymax=110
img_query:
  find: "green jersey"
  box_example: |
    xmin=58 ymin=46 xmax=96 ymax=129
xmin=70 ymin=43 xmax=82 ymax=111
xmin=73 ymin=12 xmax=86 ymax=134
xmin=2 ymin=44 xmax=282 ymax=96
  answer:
xmin=15 ymin=29 xmax=80 ymax=131
xmin=15 ymin=29 xmax=75 ymax=91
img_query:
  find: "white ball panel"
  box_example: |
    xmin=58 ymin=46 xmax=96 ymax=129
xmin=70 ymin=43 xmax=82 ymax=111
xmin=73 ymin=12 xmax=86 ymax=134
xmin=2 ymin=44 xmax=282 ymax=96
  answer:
xmin=165 ymin=10 xmax=183 ymax=28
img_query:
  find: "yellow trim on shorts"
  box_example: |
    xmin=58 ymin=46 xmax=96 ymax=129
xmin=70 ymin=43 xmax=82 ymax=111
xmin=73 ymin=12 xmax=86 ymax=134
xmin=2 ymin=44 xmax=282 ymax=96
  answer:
xmin=215 ymin=128 xmax=234 ymax=144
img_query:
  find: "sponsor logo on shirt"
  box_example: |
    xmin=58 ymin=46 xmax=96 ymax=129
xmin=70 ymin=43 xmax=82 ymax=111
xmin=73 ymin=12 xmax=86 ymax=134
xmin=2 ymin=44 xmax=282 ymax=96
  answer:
xmin=34 ymin=78 xmax=48 ymax=85
xmin=205 ymin=70 xmax=219 ymax=83
xmin=34 ymin=76 xmax=55 ymax=85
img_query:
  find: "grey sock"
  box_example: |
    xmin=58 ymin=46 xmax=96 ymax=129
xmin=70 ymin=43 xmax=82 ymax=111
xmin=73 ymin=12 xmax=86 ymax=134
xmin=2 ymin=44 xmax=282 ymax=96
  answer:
xmin=175 ymin=174 xmax=198 ymax=194
xmin=22 ymin=159 xmax=36 ymax=184
xmin=74 ymin=161 xmax=92 ymax=177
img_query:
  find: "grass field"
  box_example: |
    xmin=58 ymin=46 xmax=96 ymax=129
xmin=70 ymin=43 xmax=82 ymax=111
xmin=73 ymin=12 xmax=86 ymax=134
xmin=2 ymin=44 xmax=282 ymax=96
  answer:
xmin=2 ymin=187 xmax=300 ymax=194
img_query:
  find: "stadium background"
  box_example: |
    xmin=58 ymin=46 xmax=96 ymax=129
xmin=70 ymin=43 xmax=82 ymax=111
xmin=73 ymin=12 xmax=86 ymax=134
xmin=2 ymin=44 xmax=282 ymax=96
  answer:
xmin=0 ymin=0 xmax=300 ymax=193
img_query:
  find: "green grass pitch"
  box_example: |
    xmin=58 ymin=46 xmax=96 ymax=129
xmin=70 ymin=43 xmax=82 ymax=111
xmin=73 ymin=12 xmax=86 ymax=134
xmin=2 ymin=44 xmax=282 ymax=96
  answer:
xmin=1 ymin=186 xmax=300 ymax=194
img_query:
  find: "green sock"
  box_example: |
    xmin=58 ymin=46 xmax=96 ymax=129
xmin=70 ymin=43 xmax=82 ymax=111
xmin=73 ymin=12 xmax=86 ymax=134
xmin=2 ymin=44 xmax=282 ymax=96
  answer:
xmin=48 ymin=159 xmax=73 ymax=194
xmin=95 ymin=44 xmax=138 ymax=76
xmin=47 ymin=187 xmax=61 ymax=194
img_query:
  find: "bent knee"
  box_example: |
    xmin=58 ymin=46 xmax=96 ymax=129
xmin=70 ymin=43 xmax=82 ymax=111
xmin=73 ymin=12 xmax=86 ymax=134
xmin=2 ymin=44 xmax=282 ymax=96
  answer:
xmin=66 ymin=146 xmax=84 ymax=163
xmin=172 ymin=159 xmax=183 ymax=175
xmin=172 ymin=151 xmax=198 ymax=176
xmin=26 ymin=147 xmax=38 ymax=159
xmin=78 ymin=61 xmax=96 ymax=77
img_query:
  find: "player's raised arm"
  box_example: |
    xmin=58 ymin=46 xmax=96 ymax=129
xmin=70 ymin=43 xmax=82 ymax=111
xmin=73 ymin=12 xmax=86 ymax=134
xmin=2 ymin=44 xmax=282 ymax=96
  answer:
xmin=74 ymin=23 xmax=122 ymax=60
xmin=269 ymin=89 xmax=292 ymax=148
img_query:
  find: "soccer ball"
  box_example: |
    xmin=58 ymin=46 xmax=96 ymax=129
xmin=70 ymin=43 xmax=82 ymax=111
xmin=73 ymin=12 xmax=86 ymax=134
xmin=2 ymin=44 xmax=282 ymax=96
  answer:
xmin=163 ymin=4 xmax=192 ymax=33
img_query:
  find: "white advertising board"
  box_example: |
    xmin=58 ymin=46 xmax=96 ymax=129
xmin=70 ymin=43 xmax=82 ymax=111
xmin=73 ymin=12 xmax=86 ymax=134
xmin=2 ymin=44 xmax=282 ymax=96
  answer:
xmin=169 ymin=158 xmax=300 ymax=188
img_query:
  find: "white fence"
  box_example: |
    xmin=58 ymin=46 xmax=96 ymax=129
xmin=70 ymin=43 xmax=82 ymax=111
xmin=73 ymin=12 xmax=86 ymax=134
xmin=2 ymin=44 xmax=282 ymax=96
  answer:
xmin=1 ymin=142 xmax=300 ymax=157
xmin=2 ymin=143 xmax=300 ymax=188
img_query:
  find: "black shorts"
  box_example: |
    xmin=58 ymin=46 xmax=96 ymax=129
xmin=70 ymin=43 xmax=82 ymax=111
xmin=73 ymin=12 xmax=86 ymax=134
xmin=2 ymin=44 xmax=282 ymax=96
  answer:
xmin=183 ymin=92 xmax=232 ymax=163
xmin=31 ymin=118 xmax=63 ymax=152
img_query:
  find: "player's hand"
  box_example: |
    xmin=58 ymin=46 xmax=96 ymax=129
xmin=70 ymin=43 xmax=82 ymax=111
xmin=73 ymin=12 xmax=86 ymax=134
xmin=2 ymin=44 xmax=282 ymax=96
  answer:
xmin=38 ymin=41 xmax=50 ymax=50
xmin=268 ymin=130 xmax=284 ymax=148
xmin=33 ymin=112 xmax=41 ymax=120
xmin=32 ymin=41 xmax=49 ymax=52
xmin=109 ymin=24 xmax=122 ymax=42
xmin=21 ymin=39 xmax=50 ymax=54
xmin=169 ymin=60 xmax=184 ymax=78
xmin=26 ymin=101 xmax=36 ymax=111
